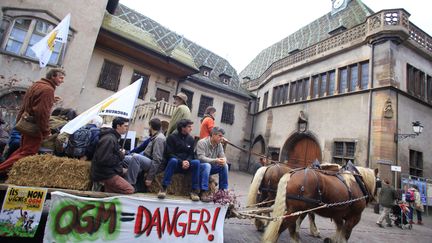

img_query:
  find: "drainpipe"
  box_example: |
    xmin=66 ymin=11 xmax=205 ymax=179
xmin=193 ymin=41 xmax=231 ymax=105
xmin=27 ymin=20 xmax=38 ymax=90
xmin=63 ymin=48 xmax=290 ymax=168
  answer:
xmin=366 ymin=42 xmax=375 ymax=168
xmin=247 ymin=92 xmax=258 ymax=171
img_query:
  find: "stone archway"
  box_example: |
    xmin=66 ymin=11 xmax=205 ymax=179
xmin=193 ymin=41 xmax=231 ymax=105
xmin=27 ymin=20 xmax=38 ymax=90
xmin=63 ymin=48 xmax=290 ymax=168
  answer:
xmin=281 ymin=133 xmax=321 ymax=168
xmin=252 ymin=135 xmax=266 ymax=156
xmin=247 ymin=135 xmax=266 ymax=172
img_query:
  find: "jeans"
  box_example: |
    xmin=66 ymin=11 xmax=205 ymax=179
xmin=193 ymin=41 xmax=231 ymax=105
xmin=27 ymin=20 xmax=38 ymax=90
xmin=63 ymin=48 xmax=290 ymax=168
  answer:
xmin=123 ymin=154 xmax=152 ymax=186
xmin=162 ymin=157 xmax=200 ymax=190
xmin=408 ymin=206 xmax=423 ymax=222
xmin=200 ymin=162 xmax=229 ymax=191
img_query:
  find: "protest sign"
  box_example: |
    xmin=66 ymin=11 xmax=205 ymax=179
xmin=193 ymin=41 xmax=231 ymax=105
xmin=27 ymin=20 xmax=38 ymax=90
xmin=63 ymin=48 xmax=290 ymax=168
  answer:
xmin=0 ymin=186 xmax=47 ymax=237
xmin=44 ymin=192 xmax=227 ymax=243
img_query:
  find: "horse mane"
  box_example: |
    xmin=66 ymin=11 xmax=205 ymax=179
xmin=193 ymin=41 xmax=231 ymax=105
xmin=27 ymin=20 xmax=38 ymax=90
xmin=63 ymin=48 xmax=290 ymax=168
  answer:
xmin=320 ymin=163 xmax=341 ymax=171
xmin=247 ymin=166 xmax=268 ymax=206
xmin=355 ymin=166 xmax=376 ymax=198
xmin=262 ymin=172 xmax=291 ymax=243
xmin=339 ymin=166 xmax=376 ymax=199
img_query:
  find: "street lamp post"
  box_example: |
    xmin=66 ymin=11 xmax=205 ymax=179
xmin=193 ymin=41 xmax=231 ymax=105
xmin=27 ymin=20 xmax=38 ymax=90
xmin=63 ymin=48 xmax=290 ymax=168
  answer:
xmin=394 ymin=121 xmax=424 ymax=142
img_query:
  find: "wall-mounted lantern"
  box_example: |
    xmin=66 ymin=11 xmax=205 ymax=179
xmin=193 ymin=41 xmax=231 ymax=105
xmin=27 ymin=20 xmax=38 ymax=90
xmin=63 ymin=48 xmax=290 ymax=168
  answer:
xmin=394 ymin=121 xmax=424 ymax=142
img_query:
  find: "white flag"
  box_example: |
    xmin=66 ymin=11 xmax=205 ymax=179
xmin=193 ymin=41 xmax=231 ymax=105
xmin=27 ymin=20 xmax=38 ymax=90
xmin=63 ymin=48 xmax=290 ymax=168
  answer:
xmin=60 ymin=78 xmax=143 ymax=134
xmin=31 ymin=13 xmax=70 ymax=67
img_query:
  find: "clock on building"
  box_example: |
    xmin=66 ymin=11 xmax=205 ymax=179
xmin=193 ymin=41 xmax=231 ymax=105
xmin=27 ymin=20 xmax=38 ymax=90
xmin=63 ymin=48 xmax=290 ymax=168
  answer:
xmin=331 ymin=0 xmax=348 ymax=15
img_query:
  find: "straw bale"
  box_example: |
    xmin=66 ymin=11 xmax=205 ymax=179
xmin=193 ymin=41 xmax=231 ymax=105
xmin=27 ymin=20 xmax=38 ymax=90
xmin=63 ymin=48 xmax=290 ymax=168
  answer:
xmin=147 ymin=172 xmax=217 ymax=196
xmin=6 ymin=154 xmax=92 ymax=191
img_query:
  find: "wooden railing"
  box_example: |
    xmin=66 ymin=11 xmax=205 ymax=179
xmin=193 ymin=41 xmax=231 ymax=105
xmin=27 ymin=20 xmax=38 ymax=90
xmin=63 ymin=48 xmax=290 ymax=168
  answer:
xmin=241 ymin=9 xmax=431 ymax=90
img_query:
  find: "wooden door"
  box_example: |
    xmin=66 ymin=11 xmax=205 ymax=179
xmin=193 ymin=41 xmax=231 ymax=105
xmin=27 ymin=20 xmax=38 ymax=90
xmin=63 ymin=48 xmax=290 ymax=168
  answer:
xmin=287 ymin=137 xmax=321 ymax=168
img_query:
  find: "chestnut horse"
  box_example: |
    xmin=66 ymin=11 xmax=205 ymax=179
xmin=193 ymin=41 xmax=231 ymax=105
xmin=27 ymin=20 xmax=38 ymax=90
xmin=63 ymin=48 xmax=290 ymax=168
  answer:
xmin=247 ymin=163 xmax=320 ymax=237
xmin=263 ymin=166 xmax=377 ymax=243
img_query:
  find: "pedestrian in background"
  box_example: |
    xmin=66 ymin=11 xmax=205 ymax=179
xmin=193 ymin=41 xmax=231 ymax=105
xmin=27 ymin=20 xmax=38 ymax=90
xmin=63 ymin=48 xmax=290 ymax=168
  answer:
xmin=408 ymin=184 xmax=424 ymax=225
xmin=376 ymin=179 xmax=396 ymax=228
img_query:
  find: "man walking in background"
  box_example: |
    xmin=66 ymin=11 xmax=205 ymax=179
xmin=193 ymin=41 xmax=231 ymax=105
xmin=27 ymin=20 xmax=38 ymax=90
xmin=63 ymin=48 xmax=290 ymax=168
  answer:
xmin=376 ymin=179 xmax=396 ymax=228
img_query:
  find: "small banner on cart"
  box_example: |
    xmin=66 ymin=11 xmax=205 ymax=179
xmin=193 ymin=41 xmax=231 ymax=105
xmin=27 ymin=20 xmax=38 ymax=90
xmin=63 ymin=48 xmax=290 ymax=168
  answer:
xmin=43 ymin=192 xmax=227 ymax=243
xmin=0 ymin=186 xmax=48 ymax=237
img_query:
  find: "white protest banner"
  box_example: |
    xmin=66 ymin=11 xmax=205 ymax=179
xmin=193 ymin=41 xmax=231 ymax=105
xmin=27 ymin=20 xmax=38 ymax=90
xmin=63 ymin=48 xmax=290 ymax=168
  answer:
xmin=0 ymin=186 xmax=48 ymax=237
xmin=43 ymin=192 xmax=227 ymax=243
xmin=60 ymin=78 xmax=143 ymax=134
xmin=31 ymin=13 xmax=70 ymax=67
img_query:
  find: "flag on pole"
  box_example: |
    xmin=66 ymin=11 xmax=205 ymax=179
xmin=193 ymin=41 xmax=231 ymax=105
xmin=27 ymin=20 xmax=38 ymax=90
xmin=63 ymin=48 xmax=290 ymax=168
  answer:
xmin=31 ymin=13 xmax=71 ymax=67
xmin=60 ymin=78 xmax=143 ymax=134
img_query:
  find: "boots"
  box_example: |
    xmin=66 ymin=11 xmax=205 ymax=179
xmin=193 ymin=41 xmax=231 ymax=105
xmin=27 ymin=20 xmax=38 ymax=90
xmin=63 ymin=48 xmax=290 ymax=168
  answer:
xmin=417 ymin=220 xmax=423 ymax=225
xmin=409 ymin=220 xmax=415 ymax=224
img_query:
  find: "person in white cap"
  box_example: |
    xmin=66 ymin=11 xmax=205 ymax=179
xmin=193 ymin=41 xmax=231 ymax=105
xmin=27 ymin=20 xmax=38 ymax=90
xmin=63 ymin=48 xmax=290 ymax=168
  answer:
xmin=167 ymin=92 xmax=191 ymax=135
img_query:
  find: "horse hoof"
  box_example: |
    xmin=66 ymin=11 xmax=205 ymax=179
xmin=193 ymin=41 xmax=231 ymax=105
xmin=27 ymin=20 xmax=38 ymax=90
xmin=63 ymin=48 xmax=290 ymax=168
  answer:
xmin=323 ymin=238 xmax=332 ymax=243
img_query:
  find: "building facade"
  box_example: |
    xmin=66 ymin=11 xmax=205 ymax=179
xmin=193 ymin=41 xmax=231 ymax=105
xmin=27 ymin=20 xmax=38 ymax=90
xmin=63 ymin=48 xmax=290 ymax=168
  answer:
xmin=240 ymin=0 xmax=432 ymax=182
xmin=0 ymin=0 xmax=251 ymax=170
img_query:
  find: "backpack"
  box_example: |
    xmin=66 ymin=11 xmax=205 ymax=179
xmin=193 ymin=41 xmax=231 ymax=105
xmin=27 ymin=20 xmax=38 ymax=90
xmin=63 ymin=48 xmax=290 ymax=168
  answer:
xmin=65 ymin=126 xmax=93 ymax=158
xmin=405 ymin=189 xmax=415 ymax=202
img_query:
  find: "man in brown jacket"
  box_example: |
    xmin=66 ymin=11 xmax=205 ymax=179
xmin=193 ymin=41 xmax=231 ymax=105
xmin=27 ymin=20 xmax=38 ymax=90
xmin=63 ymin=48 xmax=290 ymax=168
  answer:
xmin=0 ymin=68 xmax=65 ymax=173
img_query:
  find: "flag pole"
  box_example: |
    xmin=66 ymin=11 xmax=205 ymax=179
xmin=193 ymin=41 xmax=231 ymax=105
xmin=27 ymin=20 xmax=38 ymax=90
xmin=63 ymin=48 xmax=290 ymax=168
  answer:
xmin=121 ymin=78 xmax=143 ymax=150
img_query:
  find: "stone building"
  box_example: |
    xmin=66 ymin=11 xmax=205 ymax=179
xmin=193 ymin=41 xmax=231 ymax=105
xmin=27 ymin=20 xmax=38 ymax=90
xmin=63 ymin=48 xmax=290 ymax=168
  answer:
xmin=240 ymin=0 xmax=432 ymax=182
xmin=0 ymin=0 xmax=251 ymax=170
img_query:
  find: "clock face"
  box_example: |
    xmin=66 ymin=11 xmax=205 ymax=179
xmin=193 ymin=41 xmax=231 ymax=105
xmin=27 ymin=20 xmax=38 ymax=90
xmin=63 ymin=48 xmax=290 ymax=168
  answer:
xmin=333 ymin=0 xmax=344 ymax=9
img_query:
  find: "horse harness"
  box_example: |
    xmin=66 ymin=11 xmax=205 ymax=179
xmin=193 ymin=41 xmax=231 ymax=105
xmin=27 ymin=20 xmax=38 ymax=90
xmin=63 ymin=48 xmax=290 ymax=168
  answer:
xmin=258 ymin=163 xmax=289 ymax=194
xmin=285 ymin=164 xmax=371 ymax=206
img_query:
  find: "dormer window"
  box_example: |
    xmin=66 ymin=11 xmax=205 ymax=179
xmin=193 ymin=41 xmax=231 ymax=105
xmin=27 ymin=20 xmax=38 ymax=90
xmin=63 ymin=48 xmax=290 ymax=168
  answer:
xmin=288 ymin=48 xmax=300 ymax=55
xmin=199 ymin=65 xmax=212 ymax=77
xmin=219 ymin=73 xmax=231 ymax=85
xmin=328 ymin=25 xmax=347 ymax=35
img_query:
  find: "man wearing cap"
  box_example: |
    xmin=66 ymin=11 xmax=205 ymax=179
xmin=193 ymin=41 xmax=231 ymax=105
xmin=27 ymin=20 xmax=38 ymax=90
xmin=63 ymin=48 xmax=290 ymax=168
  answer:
xmin=167 ymin=92 xmax=191 ymax=135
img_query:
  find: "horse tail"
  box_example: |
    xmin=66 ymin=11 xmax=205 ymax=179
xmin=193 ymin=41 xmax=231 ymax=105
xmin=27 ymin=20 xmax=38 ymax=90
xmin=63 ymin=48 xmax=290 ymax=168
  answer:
xmin=262 ymin=172 xmax=291 ymax=243
xmin=247 ymin=166 xmax=268 ymax=207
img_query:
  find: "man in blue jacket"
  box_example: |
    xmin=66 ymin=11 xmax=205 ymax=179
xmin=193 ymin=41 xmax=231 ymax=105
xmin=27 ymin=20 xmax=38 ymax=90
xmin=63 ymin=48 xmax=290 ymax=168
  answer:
xmin=158 ymin=119 xmax=200 ymax=201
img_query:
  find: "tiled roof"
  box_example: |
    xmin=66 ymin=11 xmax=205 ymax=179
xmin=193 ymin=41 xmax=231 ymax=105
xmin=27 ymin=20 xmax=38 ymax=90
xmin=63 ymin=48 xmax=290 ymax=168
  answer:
xmin=114 ymin=4 xmax=247 ymax=95
xmin=239 ymin=0 xmax=374 ymax=80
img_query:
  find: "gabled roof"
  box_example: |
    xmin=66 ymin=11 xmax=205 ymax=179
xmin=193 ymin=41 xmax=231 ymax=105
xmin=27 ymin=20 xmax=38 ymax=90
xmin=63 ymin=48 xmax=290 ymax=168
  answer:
xmin=114 ymin=4 xmax=248 ymax=96
xmin=240 ymin=0 xmax=374 ymax=80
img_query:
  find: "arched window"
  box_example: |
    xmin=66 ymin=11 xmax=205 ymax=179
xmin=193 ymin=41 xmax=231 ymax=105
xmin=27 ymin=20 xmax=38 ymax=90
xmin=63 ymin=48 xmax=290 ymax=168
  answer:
xmin=3 ymin=17 xmax=64 ymax=65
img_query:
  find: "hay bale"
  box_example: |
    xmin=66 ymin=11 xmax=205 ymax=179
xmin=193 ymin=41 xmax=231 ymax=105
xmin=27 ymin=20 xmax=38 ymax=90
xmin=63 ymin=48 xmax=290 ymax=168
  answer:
xmin=6 ymin=154 xmax=92 ymax=191
xmin=147 ymin=172 xmax=217 ymax=196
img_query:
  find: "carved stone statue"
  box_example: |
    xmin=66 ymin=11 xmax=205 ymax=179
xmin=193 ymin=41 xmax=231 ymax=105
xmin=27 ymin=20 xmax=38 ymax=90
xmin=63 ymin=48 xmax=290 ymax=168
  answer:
xmin=384 ymin=98 xmax=393 ymax=119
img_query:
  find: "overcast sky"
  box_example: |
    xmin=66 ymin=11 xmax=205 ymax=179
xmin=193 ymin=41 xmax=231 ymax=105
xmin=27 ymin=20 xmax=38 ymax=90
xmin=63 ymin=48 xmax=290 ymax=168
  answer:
xmin=120 ymin=0 xmax=432 ymax=74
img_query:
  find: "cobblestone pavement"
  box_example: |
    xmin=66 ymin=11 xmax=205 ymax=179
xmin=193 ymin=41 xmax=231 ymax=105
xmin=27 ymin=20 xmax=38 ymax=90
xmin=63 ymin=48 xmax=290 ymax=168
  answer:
xmin=225 ymin=171 xmax=432 ymax=243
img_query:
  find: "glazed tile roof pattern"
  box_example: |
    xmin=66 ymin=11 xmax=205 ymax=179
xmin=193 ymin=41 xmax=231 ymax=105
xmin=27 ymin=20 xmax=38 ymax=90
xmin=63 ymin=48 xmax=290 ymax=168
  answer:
xmin=114 ymin=4 xmax=247 ymax=95
xmin=239 ymin=0 xmax=374 ymax=80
